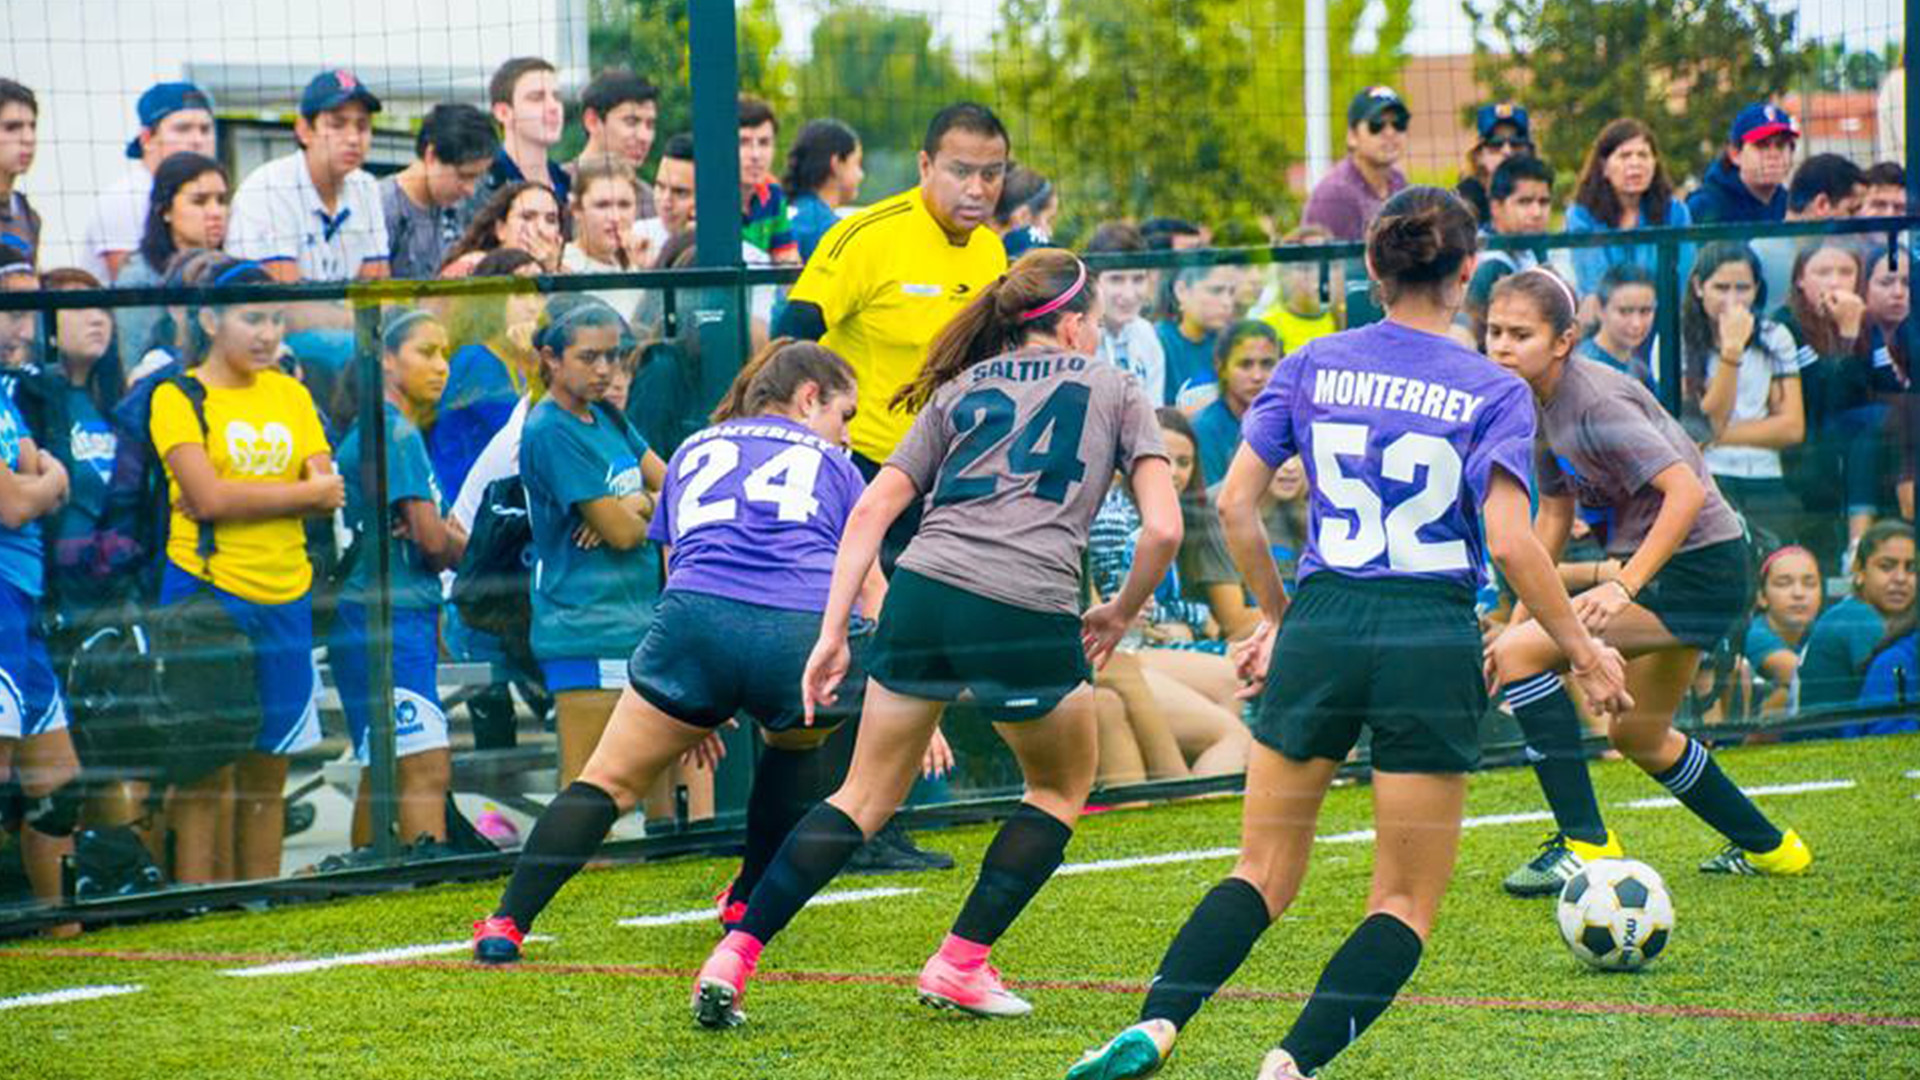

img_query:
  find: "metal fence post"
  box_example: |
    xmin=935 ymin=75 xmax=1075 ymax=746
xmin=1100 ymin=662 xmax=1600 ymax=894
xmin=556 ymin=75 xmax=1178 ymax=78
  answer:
xmin=354 ymin=303 xmax=400 ymax=859
xmin=1654 ymin=237 xmax=1682 ymax=415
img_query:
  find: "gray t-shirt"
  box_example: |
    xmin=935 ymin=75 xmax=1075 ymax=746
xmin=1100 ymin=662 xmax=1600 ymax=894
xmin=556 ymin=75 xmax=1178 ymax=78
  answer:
xmin=1536 ymin=357 xmax=1744 ymax=557
xmin=380 ymin=175 xmax=461 ymax=281
xmin=888 ymin=348 xmax=1167 ymax=615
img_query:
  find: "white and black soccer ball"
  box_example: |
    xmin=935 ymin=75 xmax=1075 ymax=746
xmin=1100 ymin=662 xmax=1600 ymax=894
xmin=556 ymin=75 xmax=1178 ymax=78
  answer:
xmin=1556 ymin=858 xmax=1674 ymax=972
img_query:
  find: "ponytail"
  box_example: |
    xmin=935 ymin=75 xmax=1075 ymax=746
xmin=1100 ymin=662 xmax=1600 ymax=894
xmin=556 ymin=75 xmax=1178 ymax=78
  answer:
xmin=893 ymin=247 xmax=1091 ymax=413
xmin=712 ymin=337 xmax=857 ymax=423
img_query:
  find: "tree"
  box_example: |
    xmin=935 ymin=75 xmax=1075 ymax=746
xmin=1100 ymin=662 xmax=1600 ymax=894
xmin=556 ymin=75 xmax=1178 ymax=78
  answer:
xmin=579 ymin=0 xmax=792 ymax=158
xmin=1466 ymin=0 xmax=1816 ymax=184
xmin=794 ymin=4 xmax=987 ymax=199
xmin=990 ymin=0 xmax=1412 ymax=239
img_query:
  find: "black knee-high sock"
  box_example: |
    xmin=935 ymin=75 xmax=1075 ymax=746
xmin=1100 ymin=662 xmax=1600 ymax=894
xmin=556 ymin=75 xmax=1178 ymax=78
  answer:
xmin=1279 ymin=913 xmax=1424 ymax=1074
xmin=495 ymin=781 xmax=620 ymax=930
xmin=949 ymin=803 xmax=1074 ymax=947
xmin=1503 ymin=672 xmax=1608 ymax=844
xmin=737 ymin=802 xmax=867 ymax=944
xmin=1139 ymin=877 xmax=1272 ymax=1029
xmin=1650 ymin=738 xmax=1783 ymax=852
xmin=732 ymin=744 xmax=829 ymax=909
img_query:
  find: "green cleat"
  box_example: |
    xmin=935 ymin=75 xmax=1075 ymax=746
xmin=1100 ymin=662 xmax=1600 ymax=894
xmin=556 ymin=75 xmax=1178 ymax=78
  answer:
xmin=1067 ymin=1023 xmax=1174 ymax=1080
xmin=1502 ymin=830 xmax=1623 ymax=897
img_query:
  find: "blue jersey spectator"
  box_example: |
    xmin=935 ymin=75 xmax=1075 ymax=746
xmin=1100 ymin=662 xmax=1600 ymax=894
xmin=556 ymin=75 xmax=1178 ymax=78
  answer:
xmin=1565 ymin=118 xmax=1691 ymax=296
xmin=1157 ymin=265 xmax=1238 ymax=409
xmin=780 ymin=119 xmax=862 ymax=262
xmin=1796 ymin=522 xmax=1914 ymax=710
xmin=1687 ymin=102 xmax=1798 ymax=225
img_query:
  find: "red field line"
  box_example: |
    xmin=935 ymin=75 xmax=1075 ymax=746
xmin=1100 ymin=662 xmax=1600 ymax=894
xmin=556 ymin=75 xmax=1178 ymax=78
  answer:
xmin=8 ymin=946 xmax=1909 ymax=1030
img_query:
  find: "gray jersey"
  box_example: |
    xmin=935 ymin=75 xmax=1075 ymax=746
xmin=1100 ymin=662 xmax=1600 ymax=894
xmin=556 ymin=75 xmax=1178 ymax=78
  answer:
xmin=1536 ymin=358 xmax=1745 ymax=557
xmin=888 ymin=348 xmax=1167 ymax=615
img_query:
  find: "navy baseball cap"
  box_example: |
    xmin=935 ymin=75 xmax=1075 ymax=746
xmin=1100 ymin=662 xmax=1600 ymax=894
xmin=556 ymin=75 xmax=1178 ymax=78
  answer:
xmin=124 ymin=81 xmax=215 ymax=159
xmin=1730 ymin=102 xmax=1798 ymax=146
xmin=1475 ymin=102 xmax=1530 ymax=141
xmin=1347 ymin=86 xmax=1409 ymax=128
xmin=300 ymin=69 xmax=382 ymax=120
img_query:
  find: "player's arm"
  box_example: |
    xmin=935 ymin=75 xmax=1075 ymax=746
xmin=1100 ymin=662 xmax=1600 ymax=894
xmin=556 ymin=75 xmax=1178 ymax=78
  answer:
xmin=819 ymin=466 xmax=918 ymax=638
xmin=1611 ymin=463 xmax=1704 ymax=599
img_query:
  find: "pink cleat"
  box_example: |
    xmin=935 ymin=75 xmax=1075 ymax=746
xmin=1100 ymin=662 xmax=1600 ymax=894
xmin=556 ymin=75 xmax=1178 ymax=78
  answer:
xmin=1255 ymin=1048 xmax=1310 ymax=1080
xmin=471 ymin=915 xmax=524 ymax=964
xmin=713 ymin=878 xmax=747 ymax=929
xmin=692 ymin=931 xmax=760 ymax=1029
xmin=917 ymin=949 xmax=1033 ymax=1018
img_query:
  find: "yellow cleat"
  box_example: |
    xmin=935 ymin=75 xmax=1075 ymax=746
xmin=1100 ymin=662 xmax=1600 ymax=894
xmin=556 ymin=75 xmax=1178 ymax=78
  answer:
xmin=1700 ymin=828 xmax=1812 ymax=876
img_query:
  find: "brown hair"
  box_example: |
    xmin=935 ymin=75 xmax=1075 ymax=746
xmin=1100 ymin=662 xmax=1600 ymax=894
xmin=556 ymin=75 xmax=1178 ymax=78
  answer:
xmin=738 ymin=94 xmax=777 ymax=133
xmin=1365 ymin=186 xmax=1478 ymax=305
xmin=490 ymin=57 xmax=556 ymax=106
xmin=571 ymin=155 xmax=640 ymax=205
xmin=1573 ymin=118 xmax=1677 ymax=228
xmin=1786 ymin=240 xmax=1870 ymax=359
xmin=1489 ymin=268 xmax=1579 ymax=338
xmin=712 ymin=338 xmax=856 ymax=423
xmin=1154 ymin=406 xmax=1208 ymax=503
xmin=893 ymin=248 xmax=1093 ymax=413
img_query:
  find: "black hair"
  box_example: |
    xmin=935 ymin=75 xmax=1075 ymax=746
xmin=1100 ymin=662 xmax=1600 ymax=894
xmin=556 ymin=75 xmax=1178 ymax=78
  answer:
xmin=1366 ymin=186 xmax=1478 ymax=304
xmin=1214 ymin=319 xmax=1280 ymax=374
xmin=781 ymin=118 xmax=859 ymax=196
xmin=581 ymin=69 xmax=658 ymax=122
xmin=534 ymin=294 xmax=629 ymax=358
xmin=994 ymin=164 xmax=1052 ymax=225
xmin=1865 ymin=161 xmax=1905 ymax=189
xmin=416 ymin=102 xmax=498 ymax=164
xmin=738 ymin=94 xmax=777 ymax=133
xmin=661 ymin=132 xmax=694 ymax=163
xmin=1787 ymin=153 xmax=1867 ymax=214
xmin=1489 ymin=154 xmax=1554 ymax=203
xmin=489 ymin=57 xmax=556 ymax=106
xmin=1680 ymin=241 xmax=1767 ymax=387
xmin=0 ymin=78 xmax=35 ymax=117
xmin=1153 ymin=406 xmax=1208 ymax=502
xmin=177 ymin=252 xmax=275 ymax=366
xmin=41 ymin=268 xmax=125 ymax=414
xmin=1140 ymin=217 xmax=1201 ymax=250
xmin=921 ymin=102 xmax=1009 ymax=158
xmin=1083 ymin=221 xmax=1146 ymax=256
xmin=1489 ymin=268 xmax=1579 ymax=338
xmin=1596 ymin=261 xmax=1656 ymax=307
xmin=138 ymin=151 xmax=227 ymax=276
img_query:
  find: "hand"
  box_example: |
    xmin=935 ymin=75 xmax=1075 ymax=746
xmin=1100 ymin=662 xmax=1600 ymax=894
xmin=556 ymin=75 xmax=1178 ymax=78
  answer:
xmin=571 ymin=522 xmax=605 ymax=550
xmin=306 ymin=472 xmax=346 ymax=512
xmin=504 ymin=318 xmax=538 ymax=356
xmin=622 ymin=230 xmax=655 ymax=270
xmin=921 ymin=727 xmax=954 ymax=780
xmin=681 ymin=718 xmax=738 ymax=771
xmin=1570 ymin=643 xmax=1634 ymax=719
xmin=1231 ymin=620 xmax=1277 ymax=700
xmin=1571 ymin=579 xmax=1635 ymax=635
xmin=1080 ymin=599 xmax=1132 ymax=670
xmin=801 ymin=633 xmax=851 ymax=726
xmin=38 ymin=454 xmax=68 ymax=504
xmin=1824 ymin=289 xmax=1866 ymax=340
xmin=514 ymin=220 xmax=561 ymax=270
xmin=1715 ymin=305 xmax=1754 ymax=358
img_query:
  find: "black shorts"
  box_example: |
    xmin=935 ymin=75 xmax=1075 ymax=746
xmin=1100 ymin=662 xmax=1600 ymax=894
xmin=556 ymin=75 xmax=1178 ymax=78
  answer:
xmin=1635 ymin=538 xmax=1751 ymax=652
xmin=628 ymin=590 xmax=866 ymax=732
xmin=1251 ymin=573 xmax=1486 ymax=774
xmin=867 ymin=568 xmax=1090 ymax=723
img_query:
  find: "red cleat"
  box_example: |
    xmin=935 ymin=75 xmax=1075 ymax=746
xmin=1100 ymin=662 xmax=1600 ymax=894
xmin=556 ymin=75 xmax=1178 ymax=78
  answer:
xmin=471 ymin=915 xmax=524 ymax=964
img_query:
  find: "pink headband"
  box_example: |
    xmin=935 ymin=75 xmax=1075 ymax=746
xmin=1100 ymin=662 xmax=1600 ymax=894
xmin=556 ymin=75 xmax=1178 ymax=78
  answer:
xmin=1021 ymin=261 xmax=1088 ymax=321
xmin=1759 ymin=544 xmax=1815 ymax=578
xmin=1521 ymin=266 xmax=1579 ymax=316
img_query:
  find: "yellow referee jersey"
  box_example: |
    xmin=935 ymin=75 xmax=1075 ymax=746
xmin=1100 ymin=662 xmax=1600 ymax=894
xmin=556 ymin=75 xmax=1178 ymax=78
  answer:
xmin=788 ymin=187 xmax=1008 ymax=462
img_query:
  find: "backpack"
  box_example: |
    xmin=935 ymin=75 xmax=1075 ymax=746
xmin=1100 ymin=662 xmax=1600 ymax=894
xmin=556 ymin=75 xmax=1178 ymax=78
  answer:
xmin=71 ymin=825 xmax=165 ymax=899
xmin=450 ymin=473 xmax=537 ymax=674
xmin=103 ymin=362 xmax=201 ymax=600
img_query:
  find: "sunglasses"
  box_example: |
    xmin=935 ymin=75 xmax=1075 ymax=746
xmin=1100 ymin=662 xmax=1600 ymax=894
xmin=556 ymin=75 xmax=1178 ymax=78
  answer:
xmin=1485 ymin=137 xmax=1533 ymax=151
xmin=1367 ymin=116 xmax=1410 ymax=134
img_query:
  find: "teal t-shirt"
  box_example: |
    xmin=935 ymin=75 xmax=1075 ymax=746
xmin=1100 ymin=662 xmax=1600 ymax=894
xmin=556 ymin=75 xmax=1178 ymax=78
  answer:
xmin=1796 ymin=596 xmax=1888 ymax=709
xmin=338 ymin=402 xmax=445 ymax=612
xmin=1743 ymin=615 xmax=1790 ymax=672
xmin=55 ymin=386 xmax=116 ymax=545
xmin=519 ymin=398 xmax=659 ymax=661
xmin=1191 ymin=398 xmax=1243 ymax=488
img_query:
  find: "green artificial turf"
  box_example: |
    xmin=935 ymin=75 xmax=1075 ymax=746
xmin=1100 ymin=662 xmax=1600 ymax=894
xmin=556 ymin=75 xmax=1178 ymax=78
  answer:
xmin=3 ymin=734 xmax=1916 ymax=1079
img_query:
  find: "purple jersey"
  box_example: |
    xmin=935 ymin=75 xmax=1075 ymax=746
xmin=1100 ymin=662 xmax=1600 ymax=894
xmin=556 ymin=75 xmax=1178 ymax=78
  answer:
xmin=1241 ymin=321 xmax=1535 ymax=590
xmin=650 ymin=416 xmax=866 ymax=613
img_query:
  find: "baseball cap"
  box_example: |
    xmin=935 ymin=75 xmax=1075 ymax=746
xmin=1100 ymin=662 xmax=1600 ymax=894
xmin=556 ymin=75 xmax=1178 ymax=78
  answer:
xmin=300 ymin=69 xmax=382 ymax=120
xmin=1475 ymin=102 xmax=1531 ymax=141
xmin=1730 ymin=102 xmax=1798 ymax=146
xmin=1347 ymin=86 xmax=1409 ymax=128
xmin=124 ymin=81 xmax=216 ymax=159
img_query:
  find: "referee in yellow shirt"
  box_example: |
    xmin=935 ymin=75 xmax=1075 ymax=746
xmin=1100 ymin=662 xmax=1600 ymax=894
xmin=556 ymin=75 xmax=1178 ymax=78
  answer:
xmin=776 ymin=102 xmax=1010 ymax=572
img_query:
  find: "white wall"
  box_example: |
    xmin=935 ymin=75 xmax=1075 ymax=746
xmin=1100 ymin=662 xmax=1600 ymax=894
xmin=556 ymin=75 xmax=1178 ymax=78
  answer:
xmin=2 ymin=0 xmax=585 ymax=266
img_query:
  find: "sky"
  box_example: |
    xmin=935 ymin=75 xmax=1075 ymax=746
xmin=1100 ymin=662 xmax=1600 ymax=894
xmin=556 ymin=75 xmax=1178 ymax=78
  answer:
xmin=769 ymin=0 xmax=1902 ymax=62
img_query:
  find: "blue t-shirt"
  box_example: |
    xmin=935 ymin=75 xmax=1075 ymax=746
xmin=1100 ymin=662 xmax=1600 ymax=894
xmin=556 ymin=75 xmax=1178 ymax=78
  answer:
xmin=430 ymin=342 xmax=524 ymax=501
xmin=1796 ymin=596 xmax=1889 ymax=709
xmin=54 ymin=386 xmax=116 ymax=545
xmin=1191 ymin=398 xmax=1243 ymax=488
xmin=650 ymin=416 xmax=865 ymax=613
xmin=1155 ymin=319 xmax=1217 ymax=409
xmin=1743 ymin=614 xmax=1792 ymax=674
xmin=0 ymin=388 xmax=43 ymax=598
xmin=1239 ymin=320 xmax=1536 ymax=592
xmin=338 ymin=402 xmax=446 ymax=612
xmin=789 ymin=191 xmax=840 ymax=263
xmin=1853 ymin=634 xmax=1920 ymax=737
xmin=520 ymin=399 xmax=659 ymax=661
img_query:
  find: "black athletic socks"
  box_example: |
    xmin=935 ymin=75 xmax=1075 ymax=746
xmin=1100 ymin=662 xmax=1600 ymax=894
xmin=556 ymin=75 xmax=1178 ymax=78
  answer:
xmin=495 ymin=781 xmax=620 ymax=931
xmin=949 ymin=803 xmax=1074 ymax=946
xmin=1503 ymin=672 xmax=1609 ymax=845
xmin=1278 ymin=912 xmax=1424 ymax=1074
xmin=1138 ymin=876 xmax=1273 ymax=1030
xmin=737 ymin=802 xmax=867 ymax=944
xmin=733 ymin=744 xmax=830 ymax=908
xmin=1651 ymin=738 xmax=1784 ymax=852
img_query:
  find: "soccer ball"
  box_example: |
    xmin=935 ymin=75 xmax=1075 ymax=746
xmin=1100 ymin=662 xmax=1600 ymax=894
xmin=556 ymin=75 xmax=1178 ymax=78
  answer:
xmin=1556 ymin=858 xmax=1674 ymax=972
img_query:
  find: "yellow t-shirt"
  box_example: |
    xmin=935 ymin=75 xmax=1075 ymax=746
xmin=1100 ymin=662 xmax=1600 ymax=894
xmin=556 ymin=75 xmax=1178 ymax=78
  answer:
xmin=788 ymin=187 xmax=1007 ymax=461
xmin=150 ymin=370 xmax=332 ymax=604
xmin=1259 ymin=304 xmax=1338 ymax=356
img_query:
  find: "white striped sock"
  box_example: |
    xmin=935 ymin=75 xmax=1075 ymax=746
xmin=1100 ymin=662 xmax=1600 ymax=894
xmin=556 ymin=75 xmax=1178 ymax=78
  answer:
xmin=1658 ymin=739 xmax=1710 ymax=795
xmin=1502 ymin=672 xmax=1565 ymax=710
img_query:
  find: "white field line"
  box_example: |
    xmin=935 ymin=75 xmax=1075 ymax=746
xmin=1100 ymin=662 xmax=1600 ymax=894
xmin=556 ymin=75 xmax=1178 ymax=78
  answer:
xmin=1619 ymin=778 xmax=1856 ymax=810
xmin=618 ymin=886 xmax=921 ymax=928
xmin=220 ymin=935 xmax=553 ymax=978
xmin=0 ymin=984 xmax=144 ymax=1010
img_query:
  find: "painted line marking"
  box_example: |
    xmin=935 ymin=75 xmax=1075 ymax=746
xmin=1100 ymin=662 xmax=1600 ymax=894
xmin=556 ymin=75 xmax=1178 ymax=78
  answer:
xmin=219 ymin=935 xmax=552 ymax=977
xmin=0 ymin=984 xmax=144 ymax=1010
xmin=618 ymin=886 xmax=919 ymax=928
xmin=1619 ymin=778 xmax=1856 ymax=810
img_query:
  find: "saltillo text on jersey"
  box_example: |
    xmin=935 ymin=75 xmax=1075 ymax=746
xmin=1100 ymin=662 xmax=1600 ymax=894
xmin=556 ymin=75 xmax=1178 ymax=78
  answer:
xmin=971 ymin=353 xmax=1091 ymax=385
xmin=1310 ymin=367 xmax=1489 ymax=425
